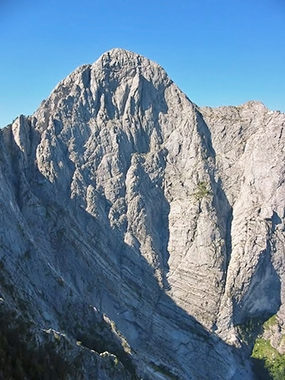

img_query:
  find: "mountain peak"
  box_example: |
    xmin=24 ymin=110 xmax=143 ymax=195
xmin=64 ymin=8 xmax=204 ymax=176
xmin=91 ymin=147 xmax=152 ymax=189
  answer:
xmin=1 ymin=49 xmax=284 ymax=380
xmin=93 ymin=47 xmax=165 ymax=76
xmin=33 ymin=47 xmax=176 ymax=130
xmin=99 ymin=47 xmax=142 ymax=60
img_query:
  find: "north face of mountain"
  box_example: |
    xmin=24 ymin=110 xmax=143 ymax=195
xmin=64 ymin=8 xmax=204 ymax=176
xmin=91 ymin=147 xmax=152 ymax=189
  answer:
xmin=0 ymin=48 xmax=284 ymax=379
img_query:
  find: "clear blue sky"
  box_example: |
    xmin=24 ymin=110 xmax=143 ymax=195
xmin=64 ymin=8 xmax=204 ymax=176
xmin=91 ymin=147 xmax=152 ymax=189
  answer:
xmin=1 ymin=0 xmax=284 ymax=127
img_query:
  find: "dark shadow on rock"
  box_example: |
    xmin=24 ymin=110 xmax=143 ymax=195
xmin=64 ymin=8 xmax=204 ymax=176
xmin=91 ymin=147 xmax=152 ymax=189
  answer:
xmin=233 ymin=243 xmax=281 ymax=327
xmin=251 ymin=357 xmax=272 ymax=380
xmin=271 ymin=211 xmax=282 ymax=233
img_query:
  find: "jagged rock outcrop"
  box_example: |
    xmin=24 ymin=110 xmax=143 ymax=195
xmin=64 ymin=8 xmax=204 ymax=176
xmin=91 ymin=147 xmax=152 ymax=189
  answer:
xmin=0 ymin=48 xmax=284 ymax=379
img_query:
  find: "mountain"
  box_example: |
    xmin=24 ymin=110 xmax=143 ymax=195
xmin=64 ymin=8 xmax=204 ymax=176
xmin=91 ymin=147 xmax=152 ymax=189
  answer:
xmin=0 ymin=48 xmax=284 ymax=379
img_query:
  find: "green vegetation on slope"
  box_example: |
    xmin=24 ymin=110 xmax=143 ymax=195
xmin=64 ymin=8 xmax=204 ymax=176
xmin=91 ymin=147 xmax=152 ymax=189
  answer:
xmin=237 ymin=314 xmax=285 ymax=380
xmin=251 ymin=338 xmax=285 ymax=380
xmin=194 ymin=181 xmax=210 ymax=200
xmin=236 ymin=314 xmax=285 ymax=379
xmin=0 ymin=307 xmax=74 ymax=379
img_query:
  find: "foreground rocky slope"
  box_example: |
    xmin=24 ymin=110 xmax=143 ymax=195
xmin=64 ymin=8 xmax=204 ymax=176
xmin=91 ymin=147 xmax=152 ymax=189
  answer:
xmin=0 ymin=48 xmax=284 ymax=379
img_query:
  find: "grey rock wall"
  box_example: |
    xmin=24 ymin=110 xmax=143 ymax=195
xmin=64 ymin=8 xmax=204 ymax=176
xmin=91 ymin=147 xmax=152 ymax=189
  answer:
xmin=0 ymin=48 xmax=284 ymax=379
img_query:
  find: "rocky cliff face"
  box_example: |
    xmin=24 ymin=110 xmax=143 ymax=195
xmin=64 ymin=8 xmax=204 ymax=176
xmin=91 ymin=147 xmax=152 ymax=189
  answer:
xmin=0 ymin=48 xmax=284 ymax=379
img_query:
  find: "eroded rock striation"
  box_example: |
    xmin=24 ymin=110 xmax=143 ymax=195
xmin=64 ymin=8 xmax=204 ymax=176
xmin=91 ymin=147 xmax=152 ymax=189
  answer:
xmin=0 ymin=48 xmax=284 ymax=379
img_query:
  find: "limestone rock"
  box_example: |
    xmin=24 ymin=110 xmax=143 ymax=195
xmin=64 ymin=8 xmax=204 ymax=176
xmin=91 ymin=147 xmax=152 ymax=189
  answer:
xmin=1 ymin=48 xmax=284 ymax=379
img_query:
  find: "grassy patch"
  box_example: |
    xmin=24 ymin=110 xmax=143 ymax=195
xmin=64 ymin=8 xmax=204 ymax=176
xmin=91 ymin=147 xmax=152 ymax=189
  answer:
xmin=236 ymin=315 xmax=285 ymax=378
xmin=263 ymin=315 xmax=278 ymax=330
xmin=194 ymin=181 xmax=210 ymax=200
xmin=252 ymin=338 xmax=285 ymax=380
